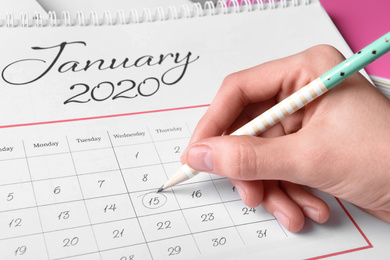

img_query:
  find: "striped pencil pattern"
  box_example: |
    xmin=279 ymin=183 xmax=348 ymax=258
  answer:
xmin=232 ymin=78 xmax=328 ymax=136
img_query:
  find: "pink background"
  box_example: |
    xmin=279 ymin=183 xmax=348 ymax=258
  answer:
xmin=226 ymin=0 xmax=390 ymax=79
xmin=320 ymin=0 xmax=390 ymax=79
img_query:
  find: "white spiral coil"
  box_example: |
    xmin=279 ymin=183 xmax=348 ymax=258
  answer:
xmin=0 ymin=0 xmax=310 ymax=28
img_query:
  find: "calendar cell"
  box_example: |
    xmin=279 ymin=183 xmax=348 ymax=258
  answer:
xmin=138 ymin=210 xmax=191 ymax=241
xmin=193 ymin=227 xmax=244 ymax=253
xmin=72 ymin=148 xmax=119 ymax=174
xmin=44 ymin=226 xmax=98 ymax=259
xmin=93 ymin=218 xmax=145 ymax=250
xmin=153 ymin=138 xmax=190 ymax=163
xmin=129 ymin=190 xmax=179 ymax=217
xmin=148 ymin=235 xmax=199 ymax=260
xmin=100 ymin=244 xmax=152 ymax=260
xmin=236 ymin=220 xmax=287 ymax=245
xmin=173 ymin=182 xmax=222 ymax=209
xmin=28 ymin=153 xmax=76 ymax=181
xmin=224 ymin=200 xmax=274 ymax=225
xmin=114 ymin=143 xmax=161 ymax=169
xmin=109 ymin=127 xmax=152 ymax=146
xmin=213 ymin=178 xmax=241 ymax=202
xmin=0 ymin=159 xmax=30 ymax=185
xmin=67 ymin=132 xmax=111 ymax=151
xmin=149 ymin=122 xmax=191 ymax=141
xmin=39 ymin=201 xmax=90 ymax=232
xmin=0 ymin=182 xmax=36 ymax=211
xmin=85 ymin=194 xmax=136 ymax=224
xmin=33 ymin=176 xmax=83 ymax=205
xmin=182 ymin=204 xmax=234 ymax=233
xmin=122 ymin=164 xmax=168 ymax=193
xmin=78 ymin=170 xmax=127 ymax=199
xmin=0 ymin=140 xmax=24 ymax=160
xmin=24 ymin=136 xmax=69 ymax=157
xmin=0 ymin=207 xmax=42 ymax=239
xmin=163 ymin=162 xmax=212 ymax=184
xmin=185 ymin=119 xmax=200 ymax=134
xmin=0 ymin=234 xmax=48 ymax=260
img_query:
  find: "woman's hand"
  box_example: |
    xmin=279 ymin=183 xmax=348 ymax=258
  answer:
xmin=181 ymin=45 xmax=390 ymax=232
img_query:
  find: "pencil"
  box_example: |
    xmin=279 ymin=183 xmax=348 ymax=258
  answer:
xmin=157 ymin=31 xmax=390 ymax=193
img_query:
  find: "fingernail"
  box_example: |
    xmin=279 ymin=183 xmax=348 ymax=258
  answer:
xmin=274 ymin=211 xmax=290 ymax=230
xmin=303 ymin=206 xmax=320 ymax=222
xmin=235 ymin=185 xmax=247 ymax=202
xmin=187 ymin=145 xmax=214 ymax=171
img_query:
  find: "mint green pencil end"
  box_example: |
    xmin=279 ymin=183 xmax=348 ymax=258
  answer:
xmin=320 ymin=32 xmax=390 ymax=90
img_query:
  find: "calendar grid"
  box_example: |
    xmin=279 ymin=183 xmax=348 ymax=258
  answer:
xmin=21 ymin=140 xmax=51 ymax=260
xmin=50 ymin=216 xmax=286 ymax=260
xmin=146 ymin=126 xmax=202 ymax=255
xmin=209 ymin=178 xmax=246 ymax=245
xmin=66 ymin=136 xmax=103 ymax=260
xmin=0 ymin=182 xmax=261 ymax=218
xmin=0 ymin=196 xmax=284 ymax=242
xmin=0 ymin=113 xmax=308 ymax=260
xmin=0 ymin=157 xmax=211 ymax=188
xmin=107 ymin=131 xmax=155 ymax=260
xmin=0 ymin=105 xmax=375 ymax=259
xmin=143 ymin=124 xmax=285 ymax=254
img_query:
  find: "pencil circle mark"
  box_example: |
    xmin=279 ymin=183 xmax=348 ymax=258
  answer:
xmin=142 ymin=191 xmax=167 ymax=209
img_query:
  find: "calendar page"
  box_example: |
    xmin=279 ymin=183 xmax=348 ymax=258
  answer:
xmin=0 ymin=105 xmax=372 ymax=260
xmin=0 ymin=3 xmax=376 ymax=258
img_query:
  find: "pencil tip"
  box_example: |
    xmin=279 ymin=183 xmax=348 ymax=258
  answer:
xmin=156 ymin=185 xmax=164 ymax=193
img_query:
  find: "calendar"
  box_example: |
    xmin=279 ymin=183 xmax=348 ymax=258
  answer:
xmin=0 ymin=4 xmax=377 ymax=256
xmin=0 ymin=106 xmax=372 ymax=260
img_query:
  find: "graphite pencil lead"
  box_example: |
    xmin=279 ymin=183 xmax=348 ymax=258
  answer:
xmin=156 ymin=185 xmax=164 ymax=193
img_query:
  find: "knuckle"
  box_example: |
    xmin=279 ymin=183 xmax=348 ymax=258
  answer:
xmin=307 ymin=44 xmax=346 ymax=69
xmin=222 ymin=71 xmax=241 ymax=87
xmin=286 ymin=44 xmax=347 ymax=89
xmin=220 ymin=71 xmax=251 ymax=106
xmin=230 ymin=140 xmax=259 ymax=180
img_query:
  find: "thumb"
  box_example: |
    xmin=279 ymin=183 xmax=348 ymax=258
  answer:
xmin=184 ymin=134 xmax=311 ymax=184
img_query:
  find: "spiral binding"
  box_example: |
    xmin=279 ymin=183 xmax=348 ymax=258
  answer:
xmin=0 ymin=0 xmax=309 ymax=28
